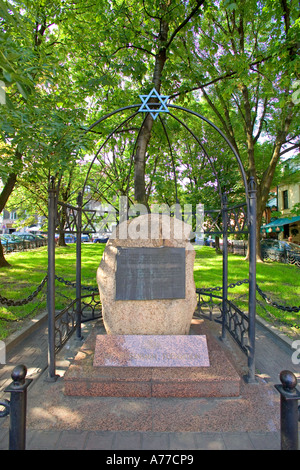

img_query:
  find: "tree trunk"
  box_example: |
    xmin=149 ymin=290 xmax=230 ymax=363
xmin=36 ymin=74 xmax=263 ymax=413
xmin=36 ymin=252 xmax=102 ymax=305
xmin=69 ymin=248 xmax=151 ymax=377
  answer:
xmin=134 ymin=19 xmax=169 ymax=206
xmin=0 ymin=242 xmax=10 ymax=268
xmin=0 ymin=151 xmax=22 ymax=268
xmin=133 ymin=1 xmax=205 ymax=205
xmin=57 ymin=205 xmax=67 ymax=247
xmin=134 ymin=113 xmax=154 ymax=206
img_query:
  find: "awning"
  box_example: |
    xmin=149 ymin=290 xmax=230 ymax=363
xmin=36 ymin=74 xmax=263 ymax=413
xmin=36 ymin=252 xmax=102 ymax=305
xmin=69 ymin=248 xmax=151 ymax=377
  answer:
xmin=261 ymin=216 xmax=300 ymax=233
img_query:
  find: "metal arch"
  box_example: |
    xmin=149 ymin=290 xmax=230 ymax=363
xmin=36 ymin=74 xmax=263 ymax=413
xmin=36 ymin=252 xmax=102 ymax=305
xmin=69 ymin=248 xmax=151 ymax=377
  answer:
xmin=158 ymin=115 xmax=178 ymax=202
xmin=82 ymin=108 xmax=141 ymax=197
xmin=87 ymin=104 xmax=141 ymax=132
xmin=82 ymin=102 xmax=249 ymax=210
xmin=168 ymin=104 xmax=249 ymax=203
xmin=168 ymin=111 xmax=223 ymax=204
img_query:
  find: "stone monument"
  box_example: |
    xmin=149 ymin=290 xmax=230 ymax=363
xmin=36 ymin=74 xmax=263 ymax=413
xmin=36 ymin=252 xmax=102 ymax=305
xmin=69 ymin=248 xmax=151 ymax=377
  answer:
xmin=96 ymin=213 xmax=197 ymax=335
xmin=64 ymin=214 xmax=241 ymax=398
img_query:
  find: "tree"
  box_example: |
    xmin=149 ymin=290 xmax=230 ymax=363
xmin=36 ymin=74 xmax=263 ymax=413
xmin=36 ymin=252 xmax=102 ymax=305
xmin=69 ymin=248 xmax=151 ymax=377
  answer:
xmin=56 ymin=0 xmax=207 ymax=206
xmin=0 ymin=0 xmax=91 ymax=265
xmin=1 ymin=0 xmax=299 ymax=266
xmin=172 ymin=0 xmax=299 ymax=258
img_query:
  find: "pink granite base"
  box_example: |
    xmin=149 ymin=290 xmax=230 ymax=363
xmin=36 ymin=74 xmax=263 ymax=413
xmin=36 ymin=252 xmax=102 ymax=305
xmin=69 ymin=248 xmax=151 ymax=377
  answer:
xmin=64 ymin=321 xmax=241 ymax=398
xmin=93 ymin=335 xmax=210 ymax=368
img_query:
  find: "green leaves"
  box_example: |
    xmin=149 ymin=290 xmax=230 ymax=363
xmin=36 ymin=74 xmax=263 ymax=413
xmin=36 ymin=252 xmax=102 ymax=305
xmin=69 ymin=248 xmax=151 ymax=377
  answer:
xmin=0 ymin=0 xmax=298 ymax=241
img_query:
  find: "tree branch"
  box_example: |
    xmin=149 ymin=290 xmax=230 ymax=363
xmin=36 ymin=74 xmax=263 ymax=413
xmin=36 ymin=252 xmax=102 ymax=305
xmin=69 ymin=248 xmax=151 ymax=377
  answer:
xmin=253 ymin=97 xmax=268 ymax=144
xmin=112 ymin=44 xmax=155 ymax=57
xmin=164 ymin=0 xmax=205 ymax=50
xmin=279 ymin=142 xmax=300 ymax=157
xmin=169 ymin=55 xmax=273 ymax=99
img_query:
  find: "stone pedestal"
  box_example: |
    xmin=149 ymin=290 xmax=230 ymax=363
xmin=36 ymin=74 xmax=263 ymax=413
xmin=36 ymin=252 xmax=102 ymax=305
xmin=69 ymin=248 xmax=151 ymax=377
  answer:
xmin=63 ymin=215 xmax=242 ymax=400
xmin=96 ymin=214 xmax=197 ymax=335
xmin=93 ymin=335 xmax=210 ymax=368
xmin=63 ymin=320 xmax=241 ymax=398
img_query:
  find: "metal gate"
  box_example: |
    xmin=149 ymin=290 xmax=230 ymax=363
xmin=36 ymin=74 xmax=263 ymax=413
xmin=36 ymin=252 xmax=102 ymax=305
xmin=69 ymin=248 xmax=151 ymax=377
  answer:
xmin=46 ymin=92 xmax=257 ymax=382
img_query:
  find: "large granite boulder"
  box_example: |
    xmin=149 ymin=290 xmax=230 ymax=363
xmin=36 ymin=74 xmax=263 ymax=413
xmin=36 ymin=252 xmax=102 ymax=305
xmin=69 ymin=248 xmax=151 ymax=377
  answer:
xmin=96 ymin=214 xmax=197 ymax=335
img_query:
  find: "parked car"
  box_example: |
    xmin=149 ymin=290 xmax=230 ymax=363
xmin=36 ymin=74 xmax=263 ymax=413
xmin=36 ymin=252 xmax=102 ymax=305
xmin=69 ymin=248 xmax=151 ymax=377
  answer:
xmin=15 ymin=232 xmax=44 ymax=247
xmin=93 ymin=233 xmax=109 ymax=243
xmin=260 ymin=239 xmax=300 ymax=263
xmin=204 ymin=236 xmax=215 ymax=247
xmin=0 ymin=234 xmax=23 ymax=251
xmin=15 ymin=232 xmax=37 ymax=241
xmin=74 ymin=234 xmax=90 ymax=243
xmin=35 ymin=234 xmax=47 ymax=241
xmin=64 ymin=234 xmax=76 ymax=243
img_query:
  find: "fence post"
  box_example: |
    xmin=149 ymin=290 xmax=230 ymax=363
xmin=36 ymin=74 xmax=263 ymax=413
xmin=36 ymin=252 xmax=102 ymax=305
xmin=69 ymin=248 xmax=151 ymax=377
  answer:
xmin=247 ymin=176 xmax=257 ymax=383
xmin=76 ymin=192 xmax=83 ymax=341
xmin=47 ymin=176 xmax=58 ymax=381
xmin=221 ymin=194 xmax=228 ymax=340
xmin=1 ymin=365 xmax=32 ymax=450
xmin=275 ymin=370 xmax=300 ymax=450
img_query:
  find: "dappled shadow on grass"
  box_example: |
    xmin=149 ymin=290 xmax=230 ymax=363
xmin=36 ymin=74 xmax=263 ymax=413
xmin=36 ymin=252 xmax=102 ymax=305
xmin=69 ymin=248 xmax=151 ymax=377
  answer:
xmin=0 ymin=243 xmax=299 ymax=335
xmin=194 ymin=246 xmax=248 ymax=288
xmin=194 ymin=245 xmax=299 ymax=287
xmin=193 ymin=246 xmax=300 ymax=329
xmin=3 ymin=248 xmax=48 ymax=278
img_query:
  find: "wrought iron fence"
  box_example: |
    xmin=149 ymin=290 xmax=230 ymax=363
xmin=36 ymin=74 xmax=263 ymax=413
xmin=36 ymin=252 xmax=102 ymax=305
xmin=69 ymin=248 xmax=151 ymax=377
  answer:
xmin=0 ymin=271 xmax=299 ymax=362
xmin=195 ymin=289 xmax=250 ymax=356
xmin=195 ymin=279 xmax=300 ymax=358
xmin=54 ymin=291 xmax=101 ymax=353
xmin=223 ymin=240 xmax=300 ymax=268
xmin=1 ymin=237 xmax=47 ymax=255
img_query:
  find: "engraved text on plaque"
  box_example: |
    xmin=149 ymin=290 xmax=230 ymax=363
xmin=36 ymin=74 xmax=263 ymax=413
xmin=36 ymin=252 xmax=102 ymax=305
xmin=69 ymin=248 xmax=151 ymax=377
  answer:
xmin=115 ymin=247 xmax=185 ymax=300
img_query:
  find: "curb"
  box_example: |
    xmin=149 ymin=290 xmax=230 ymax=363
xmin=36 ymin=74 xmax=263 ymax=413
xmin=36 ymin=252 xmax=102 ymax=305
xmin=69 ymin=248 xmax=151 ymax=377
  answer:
xmin=2 ymin=309 xmax=297 ymax=358
xmin=255 ymin=315 xmax=297 ymax=349
xmin=4 ymin=311 xmax=48 ymax=353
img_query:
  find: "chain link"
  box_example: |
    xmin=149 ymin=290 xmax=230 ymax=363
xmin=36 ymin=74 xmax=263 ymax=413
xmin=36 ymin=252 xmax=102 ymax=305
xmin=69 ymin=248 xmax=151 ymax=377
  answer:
xmin=197 ymin=279 xmax=250 ymax=293
xmin=0 ymin=275 xmax=298 ymax=313
xmin=54 ymin=275 xmax=99 ymax=292
xmin=255 ymin=284 xmax=300 ymax=313
xmin=0 ymin=276 xmax=48 ymax=307
xmin=198 ymin=279 xmax=300 ymax=313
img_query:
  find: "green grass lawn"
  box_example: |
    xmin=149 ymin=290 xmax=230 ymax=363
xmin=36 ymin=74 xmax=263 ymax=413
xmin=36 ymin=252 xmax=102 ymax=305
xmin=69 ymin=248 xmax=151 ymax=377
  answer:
xmin=0 ymin=244 xmax=299 ymax=339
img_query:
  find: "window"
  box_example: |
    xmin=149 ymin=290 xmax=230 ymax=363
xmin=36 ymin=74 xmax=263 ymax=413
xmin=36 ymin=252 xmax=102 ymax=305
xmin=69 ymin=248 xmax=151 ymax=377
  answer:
xmin=283 ymin=190 xmax=289 ymax=210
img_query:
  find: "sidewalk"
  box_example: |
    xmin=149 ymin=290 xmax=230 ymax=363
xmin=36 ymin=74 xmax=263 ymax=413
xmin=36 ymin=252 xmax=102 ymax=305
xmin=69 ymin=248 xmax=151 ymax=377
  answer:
xmin=0 ymin=313 xmax=299 ymax=451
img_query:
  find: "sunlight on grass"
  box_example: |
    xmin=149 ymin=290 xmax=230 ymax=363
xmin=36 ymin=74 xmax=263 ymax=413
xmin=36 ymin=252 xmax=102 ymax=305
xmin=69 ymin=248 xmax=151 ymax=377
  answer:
xmin=0 ymin=243 xmax=299 ymax=339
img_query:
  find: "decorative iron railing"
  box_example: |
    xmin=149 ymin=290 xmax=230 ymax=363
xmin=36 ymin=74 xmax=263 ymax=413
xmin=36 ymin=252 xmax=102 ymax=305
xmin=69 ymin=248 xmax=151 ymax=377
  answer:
xmin=195 ymin=290 xmax=250 ymax=356
xmin=224 ymin=299 xmax=250 ymax=355
xmin=54 ymin=292 xmax=102 ymax=353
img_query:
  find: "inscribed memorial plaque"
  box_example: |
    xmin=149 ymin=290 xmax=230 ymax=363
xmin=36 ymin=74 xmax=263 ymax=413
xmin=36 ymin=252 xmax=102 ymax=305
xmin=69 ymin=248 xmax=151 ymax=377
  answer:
xmin=115 ymin=247 xmax=185 ymax=300
xmin=93 ymin=335 xmax=210 ymax=367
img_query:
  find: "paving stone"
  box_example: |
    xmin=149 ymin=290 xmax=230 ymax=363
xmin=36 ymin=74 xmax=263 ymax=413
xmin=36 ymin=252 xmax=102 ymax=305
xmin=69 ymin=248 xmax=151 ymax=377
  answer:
xmin=57 ymin=430 xmax=89 ymax=450
xmin=221 ymin=432 xmax=255 ymax=450
xmin=0 ymin=427 xmax=8 ymax=450
xmin=248 ymin=432 xmax=280 ymax=450
xmin=84 ymin=431 xmax=115 ymax=450
xmin=112 ymin=431 xmax=143 ymax=450
xmin=194 ymin=432 xmax=226 ymax=450
xmin=141 ymin=432 xmax=170 ymax=450
xmin=169 ymin=432 xmax=197 ymax=450
xmin=26 ymin=430 xmax=61 ymax=450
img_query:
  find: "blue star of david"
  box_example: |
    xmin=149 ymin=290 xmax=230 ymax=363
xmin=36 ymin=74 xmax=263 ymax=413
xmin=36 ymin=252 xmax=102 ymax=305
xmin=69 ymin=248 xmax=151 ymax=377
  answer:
xmin=138 ymin=88 xmax=169 ymax=120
